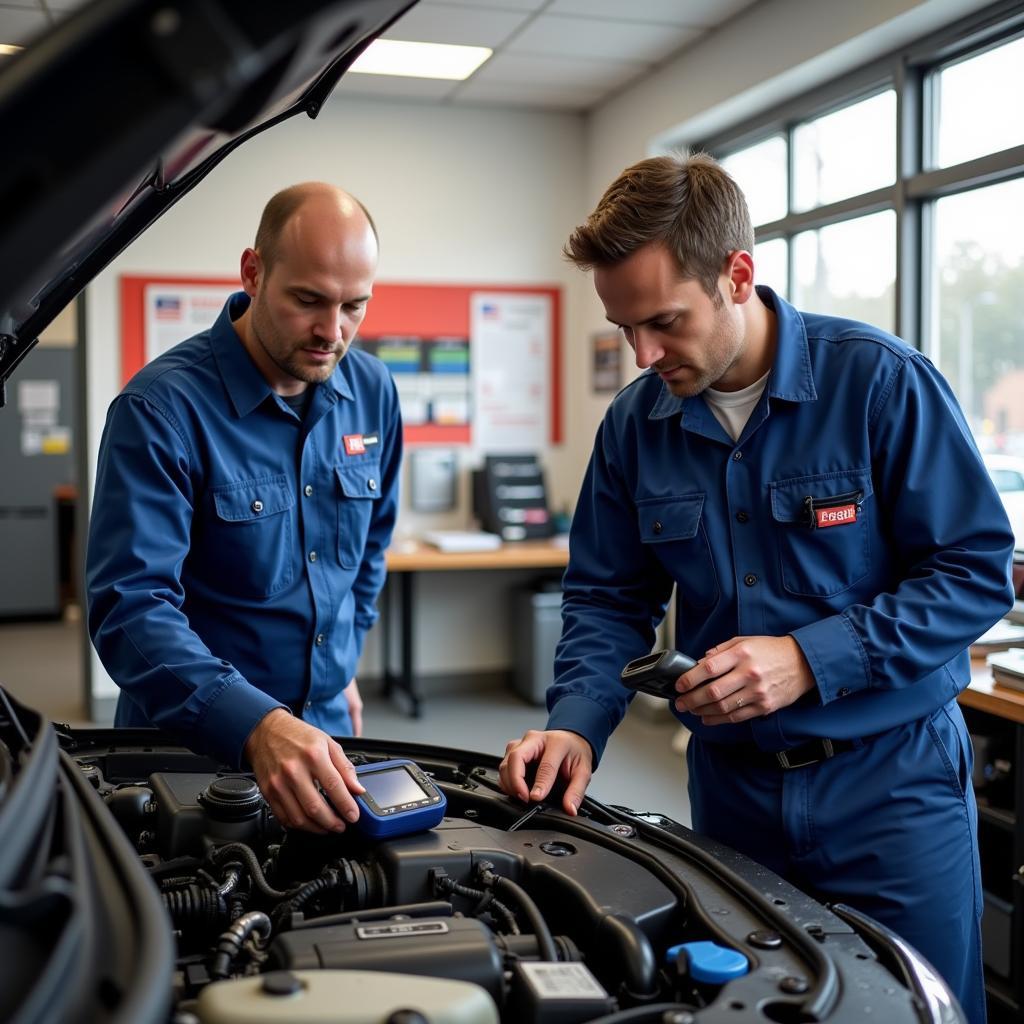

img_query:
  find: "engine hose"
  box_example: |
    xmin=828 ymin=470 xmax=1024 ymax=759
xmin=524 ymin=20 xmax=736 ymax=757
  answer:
xmin=271 ymin=868 xmax=345 ymax=932
xmin=472 ymin=890 xmax=520 ymax=936
xmin=214 ymin=866 xmax=242 ymax=898
xmin=163 ymin=884 xmax=228 ymax=931
xmin=210 ymin=843 xmax=302 ymax=901
xmin=477 ymin=866 xmax=558 ymax=963
xmin=209 ymin=911 xmax=273 ymax=980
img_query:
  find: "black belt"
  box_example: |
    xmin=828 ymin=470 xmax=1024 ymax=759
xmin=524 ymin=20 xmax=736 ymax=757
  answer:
xmin=721 ymin=736 xmax=862 ymax=771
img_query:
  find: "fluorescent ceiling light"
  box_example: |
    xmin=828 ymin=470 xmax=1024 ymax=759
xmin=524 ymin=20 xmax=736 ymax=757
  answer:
xmin=0 ymin=44 xmax=24 ymax=55
xmin=349 ymin=39 xmax=491 ymax=80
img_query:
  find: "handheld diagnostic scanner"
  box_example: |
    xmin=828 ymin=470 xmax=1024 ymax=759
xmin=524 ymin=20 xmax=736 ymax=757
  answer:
xmin=620 ymin=650 xmax=697 ymax=700
xmin=353 ymin=758 xmax=447 ymax=839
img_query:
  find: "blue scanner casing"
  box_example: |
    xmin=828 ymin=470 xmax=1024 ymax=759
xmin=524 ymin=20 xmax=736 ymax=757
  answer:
xmin=353 ymin=758 xmax=447 ymax=838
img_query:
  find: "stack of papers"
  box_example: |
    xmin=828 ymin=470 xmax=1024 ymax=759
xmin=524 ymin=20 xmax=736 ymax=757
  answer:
xmin=422 ymin=530 xmax=502 ymax=553
xmin=987 ymin=647 xmax=1024 ymax=693
xmin=970 ymin=618 xmax=1024 ymax=655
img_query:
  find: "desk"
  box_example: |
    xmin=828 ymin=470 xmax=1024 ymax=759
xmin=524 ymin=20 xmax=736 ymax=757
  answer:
xmin=381 ymin=539 xmax=570 ymax=716
xmin=959 ymin=661 xmax=1024 ymax=1018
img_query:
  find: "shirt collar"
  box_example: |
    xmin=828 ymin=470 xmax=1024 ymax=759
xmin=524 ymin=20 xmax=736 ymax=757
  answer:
xmin=648 ymin=283 xmax=816 ymax=423
xmin=211 ymin=292 xmax=353 ymax=417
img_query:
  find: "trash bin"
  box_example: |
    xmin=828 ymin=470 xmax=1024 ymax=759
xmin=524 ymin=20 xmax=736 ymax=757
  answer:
xmin=512 ymin=583 xmax=563 ymax=705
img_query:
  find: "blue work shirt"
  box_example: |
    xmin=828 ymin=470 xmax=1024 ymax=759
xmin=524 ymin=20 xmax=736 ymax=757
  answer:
xmin=87 ymin=293 xmax=402 ymax=767
xmin=548 ymin=287 xmax=1015 ymax=765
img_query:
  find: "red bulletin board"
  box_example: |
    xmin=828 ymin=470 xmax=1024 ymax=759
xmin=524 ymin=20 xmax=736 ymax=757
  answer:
xmin=120 ymin=276 xmax=562 ymax=445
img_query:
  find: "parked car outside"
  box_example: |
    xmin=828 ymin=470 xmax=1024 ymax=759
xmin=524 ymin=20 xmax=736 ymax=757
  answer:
xmin=984 ymin=453 xmax=1024 ymax=551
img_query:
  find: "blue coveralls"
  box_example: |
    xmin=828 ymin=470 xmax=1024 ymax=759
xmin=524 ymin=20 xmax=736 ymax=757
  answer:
xmin=86 ymin=292 xmax=402 ymax=768
xmin=546 ymin=286 xmax=1015 ymax=1023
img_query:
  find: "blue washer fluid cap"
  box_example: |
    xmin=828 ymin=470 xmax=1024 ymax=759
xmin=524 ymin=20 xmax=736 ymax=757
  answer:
xmin=666 ymin=941 xmax=749 ymax=984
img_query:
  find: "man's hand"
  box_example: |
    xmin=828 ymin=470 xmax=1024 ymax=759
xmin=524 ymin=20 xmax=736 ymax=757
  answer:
xmin=673 ymin=635 xmax=816 ymax=724
xmin=346 ymin=678 xmax=364 ymax=738
xmin=244 ymin=708 xmax=365 ymax=833
xmin=499 ymin=729 xmax=593 ymax=816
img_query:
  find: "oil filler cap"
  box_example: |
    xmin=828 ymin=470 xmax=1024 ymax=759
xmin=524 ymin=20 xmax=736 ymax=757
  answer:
xmin=668 ymin=941 xmax=749 ymax=983
xmin=199 ymin=775 xmax=263 ymax=820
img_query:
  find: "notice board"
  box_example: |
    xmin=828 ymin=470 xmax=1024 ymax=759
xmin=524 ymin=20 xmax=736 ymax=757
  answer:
xmin=120 ymin=276 xmax=561 ymax=446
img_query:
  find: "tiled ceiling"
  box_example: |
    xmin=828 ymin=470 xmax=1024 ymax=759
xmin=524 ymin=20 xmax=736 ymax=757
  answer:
xmin=0 ymin=0 xmax=760 ymax=111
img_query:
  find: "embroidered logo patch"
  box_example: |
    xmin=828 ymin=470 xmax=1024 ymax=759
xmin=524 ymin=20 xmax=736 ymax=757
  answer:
xmin=343 ymin=434 xmax=366 ymax=456
xmin=815 ymin=504 xmax=857 ymax=528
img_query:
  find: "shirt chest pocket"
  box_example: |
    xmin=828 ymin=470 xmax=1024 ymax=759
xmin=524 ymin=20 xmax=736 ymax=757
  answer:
xmin=637 ymin=493 xmax=720 ymax=609
xmin=336 ymin=461 xmax=382 ymax=568
xmin=207 ymin=475 xmax=295 ymax=598
xmin=770 ymin=469 xmax=873 ymax=598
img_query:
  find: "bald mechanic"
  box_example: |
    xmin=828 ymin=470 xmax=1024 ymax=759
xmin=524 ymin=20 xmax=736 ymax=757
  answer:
xmin=499 ymin=154 xmax=1014 ymax=1023
xmin=87 ymin=183 xmax=401 ymax=833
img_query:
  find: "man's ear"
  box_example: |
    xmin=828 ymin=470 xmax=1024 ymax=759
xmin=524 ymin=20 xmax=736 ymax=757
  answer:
xmin=239 ymin=248 xmax=262 ymax=298
xmin=724 ymin=250 xmax=755 ymax=304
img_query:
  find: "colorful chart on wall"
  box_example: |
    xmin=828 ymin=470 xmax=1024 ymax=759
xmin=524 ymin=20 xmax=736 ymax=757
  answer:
xmin=121 ymin=276 xmax=561 ymax=445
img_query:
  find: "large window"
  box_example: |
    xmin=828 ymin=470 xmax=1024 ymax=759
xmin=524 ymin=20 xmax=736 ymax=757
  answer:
xmin=695 ymin=5 xmax=1024 ymax=541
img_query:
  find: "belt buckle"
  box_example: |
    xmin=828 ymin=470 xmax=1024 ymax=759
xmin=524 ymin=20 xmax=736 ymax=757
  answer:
xmin=775 ymin=738 xmax=834 ymax=770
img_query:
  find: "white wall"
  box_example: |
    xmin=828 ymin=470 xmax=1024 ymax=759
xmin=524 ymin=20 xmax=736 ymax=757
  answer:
xmin=85 ymin=94 xmax=587 ymax=698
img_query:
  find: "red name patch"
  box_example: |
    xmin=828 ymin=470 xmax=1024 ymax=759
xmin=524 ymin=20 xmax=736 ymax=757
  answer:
xmin=815 ymin=504 xmax=857 ymax=528
xmin=343 ymin=434 xmax=366 ymax=456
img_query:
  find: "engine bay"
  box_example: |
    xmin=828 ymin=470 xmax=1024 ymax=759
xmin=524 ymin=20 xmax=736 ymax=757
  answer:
xmin=63 ymin=734 xmax=932 ymax=1024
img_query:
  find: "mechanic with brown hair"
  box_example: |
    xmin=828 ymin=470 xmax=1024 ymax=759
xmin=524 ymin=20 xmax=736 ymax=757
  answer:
xmin=87 ymin=183 xmax=401 ymax=836
xmin=499 ymin=153 xmax=1014 ymax=1023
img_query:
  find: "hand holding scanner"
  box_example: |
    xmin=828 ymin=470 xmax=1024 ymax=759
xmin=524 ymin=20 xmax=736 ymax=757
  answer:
xmin=353 ymin=758 xmax=446 ymax=838
xmin=620 ymin=649 xmax=697 ymax=700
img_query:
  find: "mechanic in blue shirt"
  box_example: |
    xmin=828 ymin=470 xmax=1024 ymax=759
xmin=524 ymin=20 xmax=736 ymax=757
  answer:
xmin=87 ymin=183 xmax=402 ymax=834
xmin=499 ymin=154 xmax=1014 ymax=1023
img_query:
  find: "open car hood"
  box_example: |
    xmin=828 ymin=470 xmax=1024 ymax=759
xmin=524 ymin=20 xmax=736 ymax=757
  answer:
xmin=0 ymin=0 xmax=415 ymax=404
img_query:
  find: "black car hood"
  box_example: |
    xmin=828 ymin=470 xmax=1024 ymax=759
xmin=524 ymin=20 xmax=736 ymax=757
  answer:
xmin=0 ymin=0 xmax=416 ymax=403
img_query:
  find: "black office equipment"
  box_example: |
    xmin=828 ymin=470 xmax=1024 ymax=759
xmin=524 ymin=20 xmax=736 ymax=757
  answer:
xmin=472 ymin=453 xmax=552 ymax=541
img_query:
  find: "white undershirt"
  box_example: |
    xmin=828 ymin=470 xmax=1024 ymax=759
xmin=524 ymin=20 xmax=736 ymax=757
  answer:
xmin=703 ymin=370 xmax=771 ymax=442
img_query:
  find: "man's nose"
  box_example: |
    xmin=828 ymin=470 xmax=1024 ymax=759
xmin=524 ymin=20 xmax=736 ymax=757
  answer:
xmin=632 ymin=328 xmax=664 ymax=370
xmin=313 ymin=307 xmax=343 ymax=344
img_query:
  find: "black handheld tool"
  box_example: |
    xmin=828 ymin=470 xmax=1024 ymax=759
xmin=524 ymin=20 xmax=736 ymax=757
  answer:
xmin=620 ymin=649 xmax=697 ymax=700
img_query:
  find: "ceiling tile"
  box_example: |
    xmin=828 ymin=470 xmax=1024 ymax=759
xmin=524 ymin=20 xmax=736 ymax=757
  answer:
xmin=335 ymin=73 xmax=458 ymax=103
xmin=0 ymin=6 xmax=49 ymax=45
xmin=468 ymin=51 xmax=647 ymax=92
xmin=383 ymin=3 xmax=529 ymax=47
xmin=506 ymin=14 xmax=701 ymax=64
xmin=548 ymin=0 xmax=759 ymax=27
xmin=453 ymin=78 xmax=603 ymax=111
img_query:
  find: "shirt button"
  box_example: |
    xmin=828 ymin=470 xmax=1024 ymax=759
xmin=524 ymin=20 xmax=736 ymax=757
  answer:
xmin=744 ymin=573 xmax=758 ymax=586
xmin=838 ymin=687 xmax=851 ymax=697
xmin=736 ymin=511 xmax=749 ymax=523
xmin=251 ymin=499 xmax=263 ymax=514
xmin=305 ymin=701 xmax=312 ymax=710
xmin=304 ymin=485 xmax=313 ymax=497
xmin=315 ymin=633 xmax=325 ymax=646
xmin=309 ymin=551 xmax=318 ymax=563
xmin=367 ymin=478 xmax=378 ymax=491
xmin=732 ymin=450 xmax=743 ymax=461
xmin=652 ymin=521 xmax=663 ymax=534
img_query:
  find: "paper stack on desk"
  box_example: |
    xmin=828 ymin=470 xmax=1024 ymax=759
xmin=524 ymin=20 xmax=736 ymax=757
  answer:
xmin=421 ymin=530 xmax=502 ymax=553
xmin=987 ymin=648 xmax=1024 ymax=693
xmin=970 ymin=618 xmax=1024 ymax=655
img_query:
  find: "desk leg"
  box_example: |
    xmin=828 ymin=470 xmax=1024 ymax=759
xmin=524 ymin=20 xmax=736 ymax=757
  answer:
xmin=381 ymin=575 xmax=393 ymax=700
xmin=382 ymin=572 xmax=422 ymax=717
xmin=399 ymin=571 xmax=422 ymax=718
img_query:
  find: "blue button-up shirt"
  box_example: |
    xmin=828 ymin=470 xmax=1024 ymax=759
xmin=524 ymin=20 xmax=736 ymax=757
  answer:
xmin=87 ymin=293 xmax=402 ymax=766
xmin=547 ymin=287 xmax=1015 ymax=765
